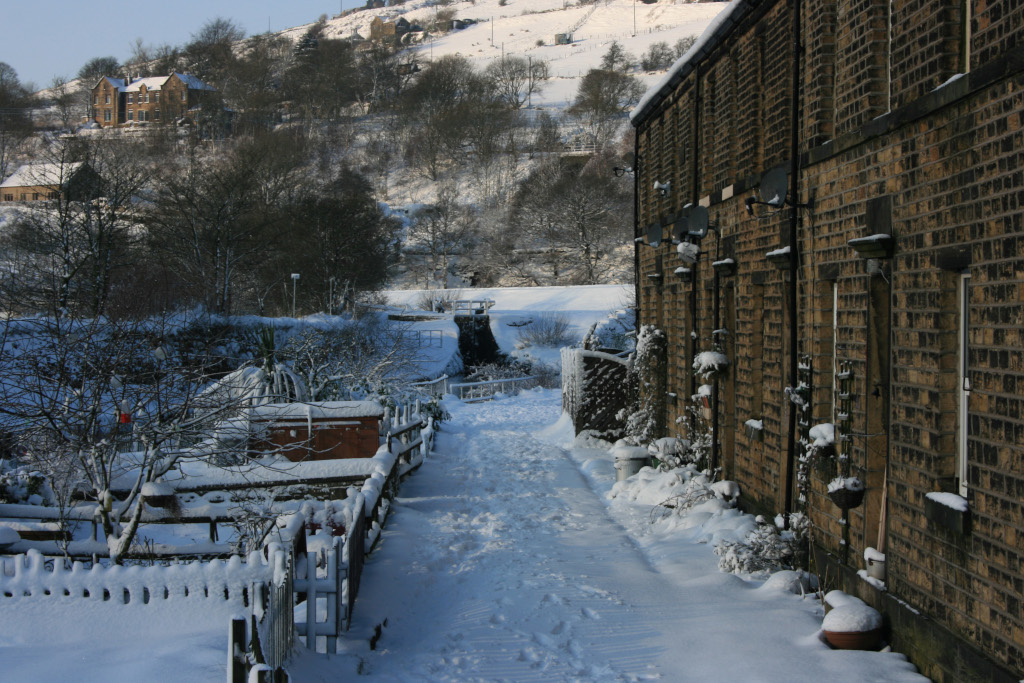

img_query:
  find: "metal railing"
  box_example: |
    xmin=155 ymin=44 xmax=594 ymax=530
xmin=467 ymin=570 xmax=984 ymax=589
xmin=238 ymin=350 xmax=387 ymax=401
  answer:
xmin=449 ymin=376 xmax=540 ymax=402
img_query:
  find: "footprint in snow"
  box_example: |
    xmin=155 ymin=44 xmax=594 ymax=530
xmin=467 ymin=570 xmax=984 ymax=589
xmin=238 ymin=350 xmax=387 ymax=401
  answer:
xmin=581 ymin=607 xmax=600 ymax=620
xmin=551 ymin=620 xmax=569 ymax=635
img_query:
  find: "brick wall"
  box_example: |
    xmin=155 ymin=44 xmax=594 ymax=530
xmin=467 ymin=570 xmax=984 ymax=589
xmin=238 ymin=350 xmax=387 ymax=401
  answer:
xmin=632 ymin=0 xmax=1024 ymax=677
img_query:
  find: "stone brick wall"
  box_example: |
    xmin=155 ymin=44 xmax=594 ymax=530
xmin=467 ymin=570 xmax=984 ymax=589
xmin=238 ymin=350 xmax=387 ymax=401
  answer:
xmin=631 ymin=0 xmax=1024 ymax=678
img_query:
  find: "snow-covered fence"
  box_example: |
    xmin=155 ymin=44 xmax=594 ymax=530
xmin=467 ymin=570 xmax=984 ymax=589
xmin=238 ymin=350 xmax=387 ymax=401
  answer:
xmin=451 ymin=299 xmax=495 ymax=316
xmin=410 ymin=374 xmax=451 ymax=397
xmin=450 ymin=376 xmax=540 ymax=402
xmin=561 ymin=347 xmax=631 ymax=437
xmin=0 ymin=547 xmax=284 ymax=603
xmin=404 ymin=329 xmax=443 ymax=348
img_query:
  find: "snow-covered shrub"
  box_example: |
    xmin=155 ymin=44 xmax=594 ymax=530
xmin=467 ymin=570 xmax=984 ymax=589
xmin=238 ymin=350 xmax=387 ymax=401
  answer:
xmin=715 ymin=513 xmax=809 ymax=576
xmin=619 ymin=325 xmax=666 ymax=446
xmin=0 ymin=467 xmax=51 ymax=505
xmin=414 ymin=288 xmax=463 ymax=313
xmin=516 ymin=312 xmax=575 ymax=348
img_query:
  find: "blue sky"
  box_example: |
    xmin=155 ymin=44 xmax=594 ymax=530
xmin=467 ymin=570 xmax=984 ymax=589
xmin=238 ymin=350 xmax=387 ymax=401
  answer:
xmin=3 ymin=0 xmax=342 ymax=89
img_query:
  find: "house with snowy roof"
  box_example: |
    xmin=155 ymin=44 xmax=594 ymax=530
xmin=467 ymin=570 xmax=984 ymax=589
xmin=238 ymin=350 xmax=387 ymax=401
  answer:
xmin=90 ymin=73 xmax=215 ymax=128
xmin=0 ymin=162 xmax=98 ymax=203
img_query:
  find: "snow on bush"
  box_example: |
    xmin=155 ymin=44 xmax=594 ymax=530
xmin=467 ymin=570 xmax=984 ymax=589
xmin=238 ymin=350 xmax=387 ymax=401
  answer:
xmin=516 ymin=312 xmax=576 ymax=348
xmin=619 ymin=325 xmax=667 ymax=446
xmin=715 ymin=513 xmax=809 ymax=577
xmin=692 ymin=350 xmax=729 ymax=379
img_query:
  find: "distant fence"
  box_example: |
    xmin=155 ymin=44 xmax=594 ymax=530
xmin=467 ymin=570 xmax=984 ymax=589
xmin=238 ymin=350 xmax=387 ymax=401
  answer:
xmin=411 ymin=374 xmax=451 ymax=397
xmin=450 ymin=376 xmax=540 ymax=402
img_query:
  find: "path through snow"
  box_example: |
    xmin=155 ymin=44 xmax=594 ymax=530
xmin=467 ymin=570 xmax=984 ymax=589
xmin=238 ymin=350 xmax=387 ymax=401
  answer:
xmin=292 ymin=389 xmax=925 ymax=682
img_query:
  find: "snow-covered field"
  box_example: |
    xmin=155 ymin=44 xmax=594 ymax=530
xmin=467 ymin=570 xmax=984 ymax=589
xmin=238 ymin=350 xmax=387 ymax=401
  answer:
xmin=286 ymin=0 xmax=726 ymax=110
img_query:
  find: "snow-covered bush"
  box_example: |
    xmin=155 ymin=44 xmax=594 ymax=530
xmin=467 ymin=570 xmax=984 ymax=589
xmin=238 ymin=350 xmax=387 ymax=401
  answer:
xmin=715 ymin=513 xmax=809 ymax=576
xmin=414 ymin=288 xmax=464 ymax=313
xmin=516 ymin=312 xmax=575 ymax=348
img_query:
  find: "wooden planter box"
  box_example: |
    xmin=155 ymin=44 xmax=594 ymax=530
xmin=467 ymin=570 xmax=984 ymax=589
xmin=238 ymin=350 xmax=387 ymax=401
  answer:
xmin=250 ymin=401 xmax=385 ymax=462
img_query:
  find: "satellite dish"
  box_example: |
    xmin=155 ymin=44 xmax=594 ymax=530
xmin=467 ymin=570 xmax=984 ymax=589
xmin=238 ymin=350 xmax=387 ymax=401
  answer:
xmin=687 ymin=205 xmax=710 ymax=238
xmin=671 ymin=218 xmax=688 ymax=244
xmin=647 ymin=222 xmax=662 ymax=248
xmin=759 ymin=167 xmax=788 ymax=206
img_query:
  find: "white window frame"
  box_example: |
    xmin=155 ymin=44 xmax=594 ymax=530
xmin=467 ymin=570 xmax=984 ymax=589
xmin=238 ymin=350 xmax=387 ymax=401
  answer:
xmin=957 ymin=272 xmax=970 ymax=497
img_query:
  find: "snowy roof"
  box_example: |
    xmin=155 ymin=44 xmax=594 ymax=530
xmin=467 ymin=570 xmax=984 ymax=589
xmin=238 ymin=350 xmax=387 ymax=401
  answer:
xmin=96 ymin=76 xmax=125 ymax=89
xmin=1 ymin=162 xmax=84 ymax=189
xmin=250 ymin=400 xmax=386 ymax=421
xmin=631 ymin=0 xmax=749 ymax=125
xmin=123 ymin=75 xmax=173 ymax=92
xmin=173 ymin=73 xmax=215 ymax=91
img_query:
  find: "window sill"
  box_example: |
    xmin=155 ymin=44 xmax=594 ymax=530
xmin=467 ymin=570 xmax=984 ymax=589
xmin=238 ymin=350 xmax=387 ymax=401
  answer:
xmin=925 ymin=493 xmax=970 ymax=535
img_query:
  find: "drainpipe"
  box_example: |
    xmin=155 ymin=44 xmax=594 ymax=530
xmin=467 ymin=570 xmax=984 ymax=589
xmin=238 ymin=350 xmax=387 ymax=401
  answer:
xmin=633 ymin=131 xmax=641 ymax=327
xmin=689 ymin=69 xmax=703 ymax=401
xmin=711 ymin=229 xmax=721 ymax=478
xmin=783 ymin=0 xmax=803 ymax=517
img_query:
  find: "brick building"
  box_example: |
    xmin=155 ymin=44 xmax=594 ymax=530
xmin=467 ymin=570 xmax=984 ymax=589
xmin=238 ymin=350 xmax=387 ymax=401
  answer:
xmin=0 ymin=162 xmax=97 ymax=203
xmin=90 ymin=73 xmax=215 ymax=128
xmin=629 ymin=0 xmax=1023 ymax=680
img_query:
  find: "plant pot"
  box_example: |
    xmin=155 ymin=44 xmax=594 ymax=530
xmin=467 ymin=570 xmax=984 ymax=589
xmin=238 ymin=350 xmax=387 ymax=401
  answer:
xmin=144 ymin=494 xmax=176 ymax=508
xmin=824 ymin=628 xmax=883 ymax=651
xmin=829 ymin=487 xmax=865 ymax=510
xmin=866 ymin=557 xmax=886 ymax=581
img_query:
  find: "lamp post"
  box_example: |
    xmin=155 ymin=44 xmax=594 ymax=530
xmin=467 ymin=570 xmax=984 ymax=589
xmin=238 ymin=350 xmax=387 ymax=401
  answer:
xmin=291 ymin=273 xmax=300 ymax=318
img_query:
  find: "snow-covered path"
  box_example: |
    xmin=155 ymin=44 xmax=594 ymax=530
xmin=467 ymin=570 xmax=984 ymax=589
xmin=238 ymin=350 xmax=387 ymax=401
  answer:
xmin=293 ymin=389 xmax=925 ymax=681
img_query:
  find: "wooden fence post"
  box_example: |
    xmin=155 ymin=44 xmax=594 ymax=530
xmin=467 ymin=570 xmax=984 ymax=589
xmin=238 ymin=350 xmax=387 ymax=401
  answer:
xmin=228 ymin=617 xmax=247 ymax=683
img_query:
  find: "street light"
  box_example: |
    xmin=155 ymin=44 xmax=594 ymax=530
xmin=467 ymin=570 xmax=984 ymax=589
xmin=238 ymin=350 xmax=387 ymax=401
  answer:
xmin=291 ymin=273 xmax=300 ymax=318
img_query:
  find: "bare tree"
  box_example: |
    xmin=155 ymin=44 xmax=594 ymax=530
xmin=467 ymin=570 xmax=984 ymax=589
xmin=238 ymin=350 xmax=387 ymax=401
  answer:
xmin=484 ymin=56 xmax=549 ymax=109
xmin=3 ymin=136 xmax=152 ymax=316
xmin=0 ymin=313 xmax=260 ymax=563
xmin=407 ymin=184 xmax=478 ymax=288
xmin=0 ymin=62 xmax=33 ymax=180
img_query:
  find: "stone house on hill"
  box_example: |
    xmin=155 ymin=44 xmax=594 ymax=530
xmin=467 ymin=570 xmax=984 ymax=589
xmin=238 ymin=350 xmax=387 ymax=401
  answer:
xmin=629 ymin=0 xmax=1023 ymax=680
xmin=90 ymin=73 xmax=215 ymax=128
xmin=1 ymin=162 xmax=98 ymax=203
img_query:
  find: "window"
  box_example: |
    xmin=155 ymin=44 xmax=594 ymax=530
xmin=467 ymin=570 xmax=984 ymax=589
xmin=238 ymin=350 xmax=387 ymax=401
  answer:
xmin=957 ymin=272 xmax=971 ymax=496
xmin=105 ymin=94 xmax=110 ymax=104
xmin=155 ymin=108 xmax=161 ymax=120
xmin=20 ymin=193 xmax=27 ymax=200
xmin=127 ymin=109 xmax=134 ymax=121
xmin=104 ymin=110 xmax=111 ymax=122
xmin=93 ymin=95 xmax=98 ymax=105
xmin=47 ymin=191 xmax=58 ymax=200
xmin=127 ymin=93 xmax=134 ymax=104
xmin=3 ymin=194 xmax=12 ymax=202
xmin=144 ymin=92 xmax=149 ymax=103
xmin=181 ymin=90 xmax=186 ymax=101
xmin=154 ymin=92 xmax=160 ymax=102
xmin=32 ymin=193 xmax=39 ymax=200
xmin=139 ymin=110 xmax=147 ymax=122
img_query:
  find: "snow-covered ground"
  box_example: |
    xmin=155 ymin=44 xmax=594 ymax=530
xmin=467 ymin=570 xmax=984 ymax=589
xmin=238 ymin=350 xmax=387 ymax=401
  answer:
xmin=0 ymin=388 xmax=927 ymax=681
xmin=288 ymin=389 xmax=926 ymax=681
xmin=386 ymin=284 xmax=633 ymax=367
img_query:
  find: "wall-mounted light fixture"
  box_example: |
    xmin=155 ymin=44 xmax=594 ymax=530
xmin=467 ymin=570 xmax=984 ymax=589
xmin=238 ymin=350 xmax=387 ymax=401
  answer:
xmin=613 ymin=166 xmax=634 ymax=177
xmin=653 ymin=180 xmax=671 ymax=197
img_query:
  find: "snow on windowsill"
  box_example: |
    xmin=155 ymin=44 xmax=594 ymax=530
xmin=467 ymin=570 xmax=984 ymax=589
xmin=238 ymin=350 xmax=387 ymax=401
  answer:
xmin=925 ymin=491 xmax=968 ymax=512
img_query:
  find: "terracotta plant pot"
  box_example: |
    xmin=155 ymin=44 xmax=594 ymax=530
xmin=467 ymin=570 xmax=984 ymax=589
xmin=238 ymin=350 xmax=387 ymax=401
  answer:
xmin=824 ymin=628 xmax=883 ymax=651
